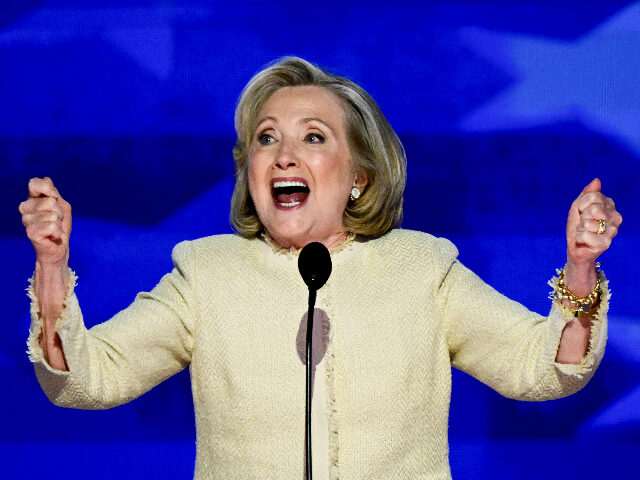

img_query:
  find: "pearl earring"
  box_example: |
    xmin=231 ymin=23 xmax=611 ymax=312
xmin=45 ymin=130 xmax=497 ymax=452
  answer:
xmin=350 ymin=187 xmax=361 ymax=201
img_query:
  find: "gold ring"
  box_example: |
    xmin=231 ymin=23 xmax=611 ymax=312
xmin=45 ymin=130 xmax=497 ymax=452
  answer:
xmin=597 ymin=219 xmax=606 ymax=234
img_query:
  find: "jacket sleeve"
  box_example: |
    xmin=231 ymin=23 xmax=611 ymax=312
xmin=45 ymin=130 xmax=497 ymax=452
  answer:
xmin=25 ymin=241 xmax=196 ymax=409
xmin=438 ymin=253 xmax=608 ymax=401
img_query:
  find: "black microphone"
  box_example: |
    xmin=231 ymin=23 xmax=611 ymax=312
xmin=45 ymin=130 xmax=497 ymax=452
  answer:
xmin=298 ymin=242 xmax=332 ymax=480
xmin=298 ymin=242 xmax=332 ymax=290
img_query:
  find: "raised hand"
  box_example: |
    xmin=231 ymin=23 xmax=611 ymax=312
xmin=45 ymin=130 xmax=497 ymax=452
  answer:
xmin=19 ymin=177 xmax=72 ymax=268
xmin=19 ymin=177 xmax=72 ymax=370
xmin=566 ymin=178 xmax=622 ymax=270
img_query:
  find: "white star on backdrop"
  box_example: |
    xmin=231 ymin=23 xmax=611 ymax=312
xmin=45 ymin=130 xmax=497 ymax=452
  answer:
xmin=0 ymin=6 xmax=212 ymax=80
xmin=459 ymin=2 xmax=640 ymax=157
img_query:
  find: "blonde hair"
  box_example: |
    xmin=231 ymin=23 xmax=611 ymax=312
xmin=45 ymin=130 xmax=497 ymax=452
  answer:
xmin=230 ymin=56 xmax=406 ymax=238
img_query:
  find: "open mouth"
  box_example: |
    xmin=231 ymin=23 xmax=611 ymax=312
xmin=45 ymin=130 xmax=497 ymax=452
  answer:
xmin=272 ymin=179 xmax=310 ymax=208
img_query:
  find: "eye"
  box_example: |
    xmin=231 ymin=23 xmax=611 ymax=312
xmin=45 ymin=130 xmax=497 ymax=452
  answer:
xmin=258 ymin=133 xmax=275 ymax=146
xmin=305 ymin=133 xmax=325 ymax=144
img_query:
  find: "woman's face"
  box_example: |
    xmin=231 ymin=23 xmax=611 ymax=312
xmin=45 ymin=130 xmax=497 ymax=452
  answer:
xmin=248 ymin=85 xmax=366 ymax=250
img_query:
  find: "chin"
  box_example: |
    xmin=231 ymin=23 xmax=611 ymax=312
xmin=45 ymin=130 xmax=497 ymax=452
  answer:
xmin=266 ymin=222 xmax=311 ymax=249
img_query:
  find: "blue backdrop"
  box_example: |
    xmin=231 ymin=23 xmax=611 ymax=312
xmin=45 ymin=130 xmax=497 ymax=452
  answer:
xmin=2 ymin=1 xmax=638 ymax=478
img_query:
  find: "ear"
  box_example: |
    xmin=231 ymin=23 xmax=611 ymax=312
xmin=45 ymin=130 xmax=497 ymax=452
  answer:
xmin=353 ymin=168 xmax=368 ymax=192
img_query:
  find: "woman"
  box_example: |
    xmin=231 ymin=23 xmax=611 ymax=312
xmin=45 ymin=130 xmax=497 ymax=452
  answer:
xmin=20 ymin=57 xmax=622 ymax=479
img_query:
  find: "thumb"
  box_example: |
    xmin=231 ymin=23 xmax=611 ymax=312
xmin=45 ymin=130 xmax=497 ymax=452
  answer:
xmin=580 ymin=178 xmax=601 ymax=196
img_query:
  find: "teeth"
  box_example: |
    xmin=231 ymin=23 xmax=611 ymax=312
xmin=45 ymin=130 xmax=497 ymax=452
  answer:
xmin=278 ymin=201 xmax=301 ymax=207
xmin=273 ymin=180 xmax=307 ymax=188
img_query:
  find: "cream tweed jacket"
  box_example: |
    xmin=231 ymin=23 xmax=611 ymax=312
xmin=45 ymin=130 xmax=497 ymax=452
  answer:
xmin=27 ymin=229 xmax=608 ymax=479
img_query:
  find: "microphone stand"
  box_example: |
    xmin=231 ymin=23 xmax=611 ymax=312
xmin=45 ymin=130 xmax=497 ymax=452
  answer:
xmin=305 ymin=285 xmax=317 ymax=480
xmin=298 ymin=241 xmax=331 ymax=480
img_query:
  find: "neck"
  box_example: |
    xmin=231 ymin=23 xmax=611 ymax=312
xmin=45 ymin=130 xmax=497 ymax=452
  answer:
xmin=262 ymin=230 xmax=356 ymax=255
xmin=322 ymin=231 xmax=352 ymax=251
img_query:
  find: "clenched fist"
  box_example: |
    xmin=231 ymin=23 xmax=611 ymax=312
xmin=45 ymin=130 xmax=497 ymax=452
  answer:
xmin=566 ymin=178 xmax=622 ymax=269
xmin=19 ymin=177 xmax=72 ymax=268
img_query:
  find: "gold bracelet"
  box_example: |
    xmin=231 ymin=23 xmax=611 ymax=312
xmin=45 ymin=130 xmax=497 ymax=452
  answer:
xmin=551 ymin=263 xmax=601 ymax=317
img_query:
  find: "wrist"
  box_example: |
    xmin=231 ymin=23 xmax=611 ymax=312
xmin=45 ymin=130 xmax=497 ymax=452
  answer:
xmin=35 ymin=261 xmax=69 ymax=288
xmin=34 ymin=261 xmax=70 ymax=323
xmin=564 ymin=259 xmax=598 ymax=297
xmin=551 ymin=262 xmax=601 ymax=317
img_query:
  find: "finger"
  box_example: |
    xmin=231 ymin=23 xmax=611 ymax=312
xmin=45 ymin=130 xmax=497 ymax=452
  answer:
xmin=586 ymin=205 xmax=622 ymax=229
xmin=615 ymin=211 xmax=623 ymax=226
xmin=577 ymin=219 xmax=620 ymax=239
xmin=581 ymin=203 xmax=609 ymax=221
xmin=22 ymin=214 xmax=64 ymax=241
xmin=26 ymin=221 xmax=64 ymax=243
xmin=60 ymin=198 xmax=72 ymax=235
xmin=575 ymin=231 xmax=612 ymax=250
xmin=28 ymin=177 xmax=59 ymax=199
xmin=40 ymin=220 xmax=64 ymax=240
xmin=19 ymin=197 xmax=63 ymax=218
xmin=603 ymin=196 xmax=615 ymax=209
xmin=34 ymin=196 xmax=63 ymax=213
xmin=577 ymin=218 xmax=602 ymax=234
xmin=605 ymin=223 xmax=619 ymax=238
xmin=579 ymin=178 xmax=601 ymax=196
xmin=581 ymin=203 xmax=621 ymax=224
xmin=29 ymin=196 xmax=72 ymax=235
xmin=19 ymin=198 xmax=42 ymax=215
xmin=601 ymin=210 xmax=624 ymax=229
xmin=22 ymin=210 xmax=62 ymax=227
xmin=37 ymin=210 xmax=63 ymax=224
xmin=21 ymin=212 xmax=35 ymax=228
xmin=576 ymin=192 xmax=618 ymax=215
xmin=58 ymin=196 xmax=71 ymax=217
xmin=575 ymin=191 xmax=608 ymax=213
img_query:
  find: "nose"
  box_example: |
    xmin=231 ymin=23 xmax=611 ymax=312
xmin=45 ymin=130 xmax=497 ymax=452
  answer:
xmin=274 ymin=138 xmax=299 ymax=170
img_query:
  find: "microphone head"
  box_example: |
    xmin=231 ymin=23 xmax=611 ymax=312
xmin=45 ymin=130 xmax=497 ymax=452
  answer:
xmin=298 ymin=242 xmax=332 ymax=290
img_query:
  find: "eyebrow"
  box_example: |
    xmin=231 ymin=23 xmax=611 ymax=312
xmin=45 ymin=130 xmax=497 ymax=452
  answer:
xmin=301 ymin=117 xmax=336 ymax=135
xmin=254 ymin=116 xmax=278 ymax=130
xmin=254 ymin=116 xmax=336 ymax=135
